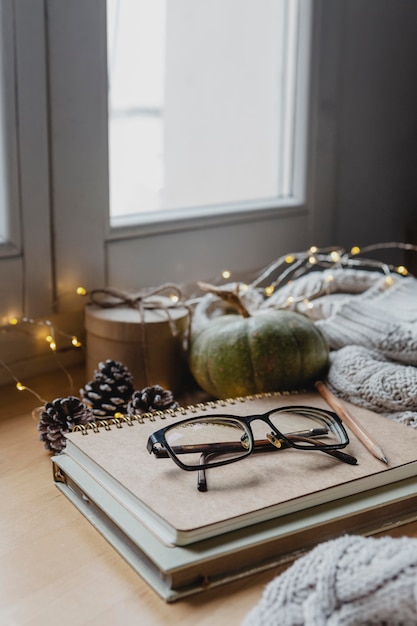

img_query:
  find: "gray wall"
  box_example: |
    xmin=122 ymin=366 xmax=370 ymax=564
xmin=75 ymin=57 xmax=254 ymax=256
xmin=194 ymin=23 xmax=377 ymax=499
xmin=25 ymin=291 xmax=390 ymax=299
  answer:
xmin=323 ymin=1 xmax=417 ymax=252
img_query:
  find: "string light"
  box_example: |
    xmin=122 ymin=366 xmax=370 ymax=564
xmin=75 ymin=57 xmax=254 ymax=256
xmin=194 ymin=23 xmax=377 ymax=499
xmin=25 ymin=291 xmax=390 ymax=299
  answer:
xmin=76 ymin=286 xmax=87 ymax=296
xmin=246 ymin=242 xmax=417 ymax=311
xmin=222 ymin=270 xmax=231 ymax=280
xmin=0 ymin=359 xmax=46 ymax=403
xmin=396 ymin=266 xmax=408 ymax=276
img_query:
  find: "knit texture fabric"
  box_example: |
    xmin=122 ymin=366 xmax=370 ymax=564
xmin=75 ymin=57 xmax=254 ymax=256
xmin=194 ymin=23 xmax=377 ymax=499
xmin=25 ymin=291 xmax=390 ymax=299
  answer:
xmin=315 ymin=276 xmax=417 ymax=363
xmin=242 ymin=534 xmax=417 ymax=626
xmin=315 ymin=275 xmax=417 ymax=424
xmin=265 ymin=271 xmax=417 ymax=424
xmin=327 ymin=346 xmax=417 ymax=427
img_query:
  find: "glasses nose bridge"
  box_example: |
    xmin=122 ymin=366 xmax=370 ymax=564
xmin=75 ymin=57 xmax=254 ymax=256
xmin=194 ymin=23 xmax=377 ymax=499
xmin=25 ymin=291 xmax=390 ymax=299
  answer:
xmin=247 ymin=413 xmax=280 ymax=438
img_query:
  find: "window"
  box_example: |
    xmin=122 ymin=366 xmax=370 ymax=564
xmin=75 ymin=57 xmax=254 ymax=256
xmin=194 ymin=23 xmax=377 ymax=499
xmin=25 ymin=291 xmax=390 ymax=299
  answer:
xmin=107 ymin=0 xmax=308 ymax=227
xmin=43 ymin=0 xmax=314 ymax=294
xmin=0 ymin=0 xmax=318 ymax=382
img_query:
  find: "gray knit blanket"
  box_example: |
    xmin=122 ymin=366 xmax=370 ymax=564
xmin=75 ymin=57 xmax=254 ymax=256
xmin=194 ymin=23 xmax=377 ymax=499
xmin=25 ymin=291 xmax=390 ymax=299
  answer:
xmin=242 ymin=534 xmax=417 ymax=626
xmin=264 ymin=270 xmax=417 ymax=426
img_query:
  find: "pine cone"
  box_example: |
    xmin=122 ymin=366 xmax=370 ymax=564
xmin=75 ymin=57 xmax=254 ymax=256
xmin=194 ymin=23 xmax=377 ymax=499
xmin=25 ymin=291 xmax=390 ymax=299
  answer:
xmin=80 ymin=359 xmax=135 ymax=418
xmin=38 ymin=396 xmax=94 ymax=453
xmin=127 ymin=385 xmax=179 ymax=414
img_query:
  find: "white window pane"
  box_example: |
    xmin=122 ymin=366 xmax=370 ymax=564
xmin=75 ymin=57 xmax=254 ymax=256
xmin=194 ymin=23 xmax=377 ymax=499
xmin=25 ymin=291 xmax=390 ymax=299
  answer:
xmin=107 ymin=0 xmax=302 ymax=221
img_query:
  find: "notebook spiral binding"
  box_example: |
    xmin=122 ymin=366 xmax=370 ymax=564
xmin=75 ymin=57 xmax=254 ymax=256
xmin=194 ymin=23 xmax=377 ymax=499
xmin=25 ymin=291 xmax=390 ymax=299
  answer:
xmin=72 ymin=390 xmax=300 ymax=436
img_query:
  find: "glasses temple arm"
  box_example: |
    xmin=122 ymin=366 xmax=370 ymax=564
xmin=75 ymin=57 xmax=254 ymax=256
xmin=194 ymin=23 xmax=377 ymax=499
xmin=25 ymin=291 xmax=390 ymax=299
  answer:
xmin=271 ymin=433 xmax=357 ymax=465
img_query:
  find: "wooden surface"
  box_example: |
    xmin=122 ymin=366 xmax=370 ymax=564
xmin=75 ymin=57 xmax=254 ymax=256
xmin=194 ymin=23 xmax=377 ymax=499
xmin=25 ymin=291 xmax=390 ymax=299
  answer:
xmin=1 ymin=367 xmax=417 ymax=626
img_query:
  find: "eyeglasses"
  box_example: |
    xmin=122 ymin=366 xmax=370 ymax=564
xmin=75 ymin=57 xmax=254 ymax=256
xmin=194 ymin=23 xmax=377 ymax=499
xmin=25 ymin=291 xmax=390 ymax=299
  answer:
xmin=146 ymin=405 xmax=357 ymax=491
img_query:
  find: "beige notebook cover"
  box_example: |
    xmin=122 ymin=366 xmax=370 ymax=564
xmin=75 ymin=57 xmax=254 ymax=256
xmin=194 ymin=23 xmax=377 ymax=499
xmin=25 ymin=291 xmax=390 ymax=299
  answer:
xmin=63 ymin=391 xmax=417 ymax=546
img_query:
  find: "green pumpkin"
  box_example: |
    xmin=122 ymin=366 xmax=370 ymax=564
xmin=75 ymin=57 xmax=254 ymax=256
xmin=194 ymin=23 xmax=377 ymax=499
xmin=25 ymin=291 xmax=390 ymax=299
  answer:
xmin=189 ymin=306 xmax=329 ymax=399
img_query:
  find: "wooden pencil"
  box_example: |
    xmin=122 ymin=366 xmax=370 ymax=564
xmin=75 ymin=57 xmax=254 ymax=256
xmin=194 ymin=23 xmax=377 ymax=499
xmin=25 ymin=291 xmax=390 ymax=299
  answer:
xmin=315 ymin=381 xmax=388 ymax=464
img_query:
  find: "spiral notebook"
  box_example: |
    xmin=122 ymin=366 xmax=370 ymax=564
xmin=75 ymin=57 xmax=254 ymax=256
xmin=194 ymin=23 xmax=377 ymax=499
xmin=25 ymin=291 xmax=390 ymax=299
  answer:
xmin=57 ymin=391 xmax=417 ymax=547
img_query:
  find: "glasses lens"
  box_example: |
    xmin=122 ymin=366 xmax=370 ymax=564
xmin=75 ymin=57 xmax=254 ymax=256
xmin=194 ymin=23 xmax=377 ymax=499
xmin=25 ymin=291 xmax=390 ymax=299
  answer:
xmin=266 ymin=407 xmax=346 ymax=448
xmin=164 ymin=416 xmax=251 ymax=469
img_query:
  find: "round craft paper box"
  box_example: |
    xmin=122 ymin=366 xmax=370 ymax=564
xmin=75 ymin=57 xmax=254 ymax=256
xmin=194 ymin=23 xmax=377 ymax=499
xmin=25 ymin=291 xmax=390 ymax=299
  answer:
xmin=85 ymin=297 xmax=189 ymax=393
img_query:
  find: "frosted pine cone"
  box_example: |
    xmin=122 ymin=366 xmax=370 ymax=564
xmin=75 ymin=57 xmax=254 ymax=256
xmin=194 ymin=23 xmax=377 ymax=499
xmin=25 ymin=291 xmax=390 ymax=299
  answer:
xmin=80 ymin=359 xmax=135 ymax=418
xmin=127 ymin=385 xmax=179 ymax=414
xmin=38 ymin=396 xmax=94 ymax=453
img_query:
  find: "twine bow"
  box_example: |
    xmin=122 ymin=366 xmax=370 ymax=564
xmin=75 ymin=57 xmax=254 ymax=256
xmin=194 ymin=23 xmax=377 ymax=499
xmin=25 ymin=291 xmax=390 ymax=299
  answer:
xmin=88 ymin=285 xmax=190 ymax=386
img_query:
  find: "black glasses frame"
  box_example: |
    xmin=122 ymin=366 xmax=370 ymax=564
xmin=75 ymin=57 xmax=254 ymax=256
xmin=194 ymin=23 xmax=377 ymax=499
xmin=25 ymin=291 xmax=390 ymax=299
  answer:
xmin=146 ymin=405 xmax=356 ymax=473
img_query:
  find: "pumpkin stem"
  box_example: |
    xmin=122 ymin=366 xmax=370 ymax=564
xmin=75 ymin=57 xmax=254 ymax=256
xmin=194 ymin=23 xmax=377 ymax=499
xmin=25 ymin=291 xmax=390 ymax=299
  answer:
xmin=197 ymin=281 xmax=252 ymax=318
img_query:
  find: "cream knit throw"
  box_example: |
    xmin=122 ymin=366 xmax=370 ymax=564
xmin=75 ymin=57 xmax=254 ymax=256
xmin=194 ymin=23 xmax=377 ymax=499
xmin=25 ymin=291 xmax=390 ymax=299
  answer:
xmin=242 ymin=534 xmax=417 ymax=626
xmin=313 ymin=275 xmax=417 ymax=424
xmin=266 ymin=271 xmax=417 ymax=424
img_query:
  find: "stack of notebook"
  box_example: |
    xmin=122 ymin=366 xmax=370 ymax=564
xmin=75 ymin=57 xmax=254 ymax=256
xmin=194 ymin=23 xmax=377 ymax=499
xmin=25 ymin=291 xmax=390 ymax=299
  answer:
xmin=52 ymin=390 xmax=417 ymax=602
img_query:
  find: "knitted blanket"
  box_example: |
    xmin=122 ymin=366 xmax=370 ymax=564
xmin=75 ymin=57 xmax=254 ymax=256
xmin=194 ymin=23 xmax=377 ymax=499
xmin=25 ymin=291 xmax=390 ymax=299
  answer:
xmin=242 ymin=534 xmax=417 ymax=626
xmin=269 ymin=271 xmax=417 ymax=425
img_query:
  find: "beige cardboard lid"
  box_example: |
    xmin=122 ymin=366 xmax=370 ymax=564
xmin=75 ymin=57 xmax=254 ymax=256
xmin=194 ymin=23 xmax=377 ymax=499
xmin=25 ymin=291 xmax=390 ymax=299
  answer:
xmin=85 ymin=297 xmax=189 ymax=342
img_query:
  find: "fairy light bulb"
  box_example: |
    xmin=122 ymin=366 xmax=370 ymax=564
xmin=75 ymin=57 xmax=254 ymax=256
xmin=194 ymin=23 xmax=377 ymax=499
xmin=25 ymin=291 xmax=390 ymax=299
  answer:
xmin=396 ymin=266 xmax=408 ymax=276
xmin=49 ymin=341 xmax=57 ymax=351
xmin=45 ymin=335 xmax=53 ymax=343
xmin=285 ymin=255 xmax=295 ymax=264
xmin=71 ymin=336 xmax=82 ymax=348
xmin=76 ymin=286 xmax=87 ymax=296
xmin=308 ymin=255 xmax=317 ymax=265
xmin=9 ymin=317 xmax=18 ymax=325
xmin=265 ymin=285 xmax=274 ymax=296
xmin=385 ymin=276 xmax=395 ymax=286
xmin=169 ymin=294 xmax=179 ymax=303
xmin=222 ymin=270 xmax=231 ymax=280
xmin=330 ymin=251 xmax=340 ymax=263
xmin=351 ymin=246 xmax=361 ymax=255
xmin=309 ymin=246 xmax=318 ymax=254
xmin=16 ymin=382 xmax=26 ymax=391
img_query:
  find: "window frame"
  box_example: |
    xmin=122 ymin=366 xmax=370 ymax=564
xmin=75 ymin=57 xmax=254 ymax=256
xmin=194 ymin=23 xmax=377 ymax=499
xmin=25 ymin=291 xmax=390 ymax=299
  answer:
xmin=0 ymin=0 xmax=53 ymax=319
xmin=0 ymin=0 xmax=21 ymax=255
